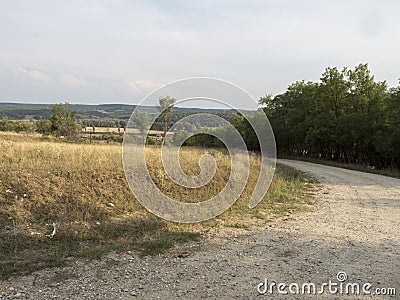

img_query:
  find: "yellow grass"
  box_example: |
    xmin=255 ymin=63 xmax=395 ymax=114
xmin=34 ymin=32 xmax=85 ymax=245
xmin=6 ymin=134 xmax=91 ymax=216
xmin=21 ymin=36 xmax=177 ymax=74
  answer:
xmin=0 ymin=131 xmax=316 ymax=277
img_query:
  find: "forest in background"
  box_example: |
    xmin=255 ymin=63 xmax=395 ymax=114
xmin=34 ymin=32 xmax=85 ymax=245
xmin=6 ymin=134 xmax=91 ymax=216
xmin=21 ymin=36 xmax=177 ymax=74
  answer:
xmin=260 ymin=63 xmax=400 ymax=169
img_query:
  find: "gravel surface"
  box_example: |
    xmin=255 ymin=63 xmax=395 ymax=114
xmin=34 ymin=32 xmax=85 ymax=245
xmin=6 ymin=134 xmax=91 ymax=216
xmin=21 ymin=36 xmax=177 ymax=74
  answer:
xmin=1 ymin=160 xmax=399 ymax=299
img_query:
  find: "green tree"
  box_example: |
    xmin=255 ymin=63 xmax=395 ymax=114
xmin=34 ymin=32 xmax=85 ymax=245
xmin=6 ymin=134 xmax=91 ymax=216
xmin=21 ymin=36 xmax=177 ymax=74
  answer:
xmin=259 ymin=63 xmax=397 ymax=169
xmin=261 ymin=81 xmax=317 ymax=155
xmin=35 ymin=119 xmax=52 ymax=135
xmin=375 ymin=84 xmax=400 ymax=169
xmin=312 ymin=67 xmax=351 ymax=160
xmin=0 ymin=118 xmax=13 ymax=132
xmin=347 ymin=64 xmax=388 ymax=164
xmin=0 ymin=118 xmax=34 ymax=133
xmin=49 ymin=103 xmax=80 ymax=138
xmin=157 ymin=96 xmax=176 ymax=139
xmin=132 ymin=110 xmax=149 ymax=141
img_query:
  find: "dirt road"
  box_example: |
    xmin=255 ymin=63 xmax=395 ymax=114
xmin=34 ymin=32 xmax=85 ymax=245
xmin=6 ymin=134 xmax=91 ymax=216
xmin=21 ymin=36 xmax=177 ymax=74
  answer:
xmin=1 ymin=160 xmax=399 ymax=299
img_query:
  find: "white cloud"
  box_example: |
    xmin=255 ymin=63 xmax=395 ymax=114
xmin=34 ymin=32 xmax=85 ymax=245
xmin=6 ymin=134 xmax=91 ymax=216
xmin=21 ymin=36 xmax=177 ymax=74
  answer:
xmin=127 ymin=80 xmax=162 ymax=94
xmin=18 ymin=67 xmax=51 ymax=81
xmin=58 ymin=74 xmax=89 ymax=87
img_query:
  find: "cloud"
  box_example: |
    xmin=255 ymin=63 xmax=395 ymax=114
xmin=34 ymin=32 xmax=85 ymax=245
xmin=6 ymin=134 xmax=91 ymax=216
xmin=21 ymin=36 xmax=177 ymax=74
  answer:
xmin=18 ymin=67 xmax=51 ymax=81
xmin=58 ymin=74 xmax=89 ymax=87
xmin=127 ymin=80 xmax=162 ymax=94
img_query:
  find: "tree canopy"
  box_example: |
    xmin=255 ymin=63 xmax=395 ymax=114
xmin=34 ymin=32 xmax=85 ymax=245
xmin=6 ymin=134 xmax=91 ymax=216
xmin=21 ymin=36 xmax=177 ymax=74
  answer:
xmin=157 ymin=96 xmax=176 ymax=139
xmin=260 ymin=63 xmax=399 ymax=169
xmin=49 ymin=103 xmax=80 ymax=138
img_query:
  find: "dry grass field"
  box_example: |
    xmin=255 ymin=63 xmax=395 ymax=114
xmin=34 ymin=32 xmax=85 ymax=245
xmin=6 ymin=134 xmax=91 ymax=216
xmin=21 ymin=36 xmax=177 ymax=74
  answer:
xmin=0 ymin=132 xmax=316 ymax=278
xmin=83 ymin=127 xmax=169 ymax=136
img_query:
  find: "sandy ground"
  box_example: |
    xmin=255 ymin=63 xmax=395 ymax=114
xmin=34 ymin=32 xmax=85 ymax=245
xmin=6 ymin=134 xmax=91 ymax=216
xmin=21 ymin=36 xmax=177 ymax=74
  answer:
xmin=1 ymin=160 xmax=399 ymax=299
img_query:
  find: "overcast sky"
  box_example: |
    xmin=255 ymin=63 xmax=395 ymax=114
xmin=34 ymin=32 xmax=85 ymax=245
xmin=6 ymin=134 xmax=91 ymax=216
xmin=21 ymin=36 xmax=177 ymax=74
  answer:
xmin=0 ymin=0 xmax=399 ymax=107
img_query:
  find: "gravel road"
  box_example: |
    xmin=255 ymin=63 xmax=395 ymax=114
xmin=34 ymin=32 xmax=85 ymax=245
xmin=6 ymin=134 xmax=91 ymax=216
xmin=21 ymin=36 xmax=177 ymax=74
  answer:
xmin=1 ymin=160 xmax=399 ymax=299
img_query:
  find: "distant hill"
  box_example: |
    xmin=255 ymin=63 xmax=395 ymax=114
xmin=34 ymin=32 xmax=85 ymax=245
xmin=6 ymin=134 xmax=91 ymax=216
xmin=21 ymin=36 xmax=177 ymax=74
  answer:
xmin=0 ymin=102 xmax=240 ymax=120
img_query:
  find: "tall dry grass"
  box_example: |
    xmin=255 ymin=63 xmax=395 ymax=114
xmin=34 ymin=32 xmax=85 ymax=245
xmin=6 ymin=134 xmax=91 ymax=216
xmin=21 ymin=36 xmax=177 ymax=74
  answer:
xmin=0 ymin=132 xmax=316 ymax=278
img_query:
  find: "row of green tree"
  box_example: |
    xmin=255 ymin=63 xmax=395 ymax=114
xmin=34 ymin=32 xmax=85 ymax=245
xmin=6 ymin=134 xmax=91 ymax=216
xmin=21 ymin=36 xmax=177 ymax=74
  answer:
xmin=258 ymin=63 xmax=400 ymax=169
xmin=0 ymin=119 xmax=35 ymax=132
xmin=0 ymin=103 xmax=81 ymax=138
xmin=80 ymin=119 xmax=127 ymax=129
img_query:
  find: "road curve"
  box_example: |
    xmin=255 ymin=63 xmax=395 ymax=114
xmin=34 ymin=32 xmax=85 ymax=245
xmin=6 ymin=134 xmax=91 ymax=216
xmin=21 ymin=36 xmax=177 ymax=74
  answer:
xmin=1 ymin=160 xmax=399 ymax=299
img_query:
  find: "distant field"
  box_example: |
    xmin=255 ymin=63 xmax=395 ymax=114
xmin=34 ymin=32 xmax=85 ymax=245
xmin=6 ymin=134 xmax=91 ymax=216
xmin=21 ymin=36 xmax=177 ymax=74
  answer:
xmin=83 ymin=127 xmax=169 ymax=136
xmin=0 ymin=132 xmax=316 ymax=278
xmin=83 ymin=126 xmax=123 ymax=133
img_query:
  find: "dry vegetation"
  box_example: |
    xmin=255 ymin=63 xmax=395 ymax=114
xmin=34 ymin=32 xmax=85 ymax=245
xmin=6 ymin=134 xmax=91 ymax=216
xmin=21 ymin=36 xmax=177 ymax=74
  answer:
xmin=0 ymin=132 xmax=317 ymax=278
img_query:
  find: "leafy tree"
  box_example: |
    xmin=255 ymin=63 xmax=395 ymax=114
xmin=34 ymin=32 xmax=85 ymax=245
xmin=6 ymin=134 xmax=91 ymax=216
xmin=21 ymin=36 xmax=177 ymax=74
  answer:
xmin=261 ymin=81 xmax=317 ymax=155
xmin=0 ymin=118 xmax=34 ymax=133
xmin=346 ymin=64 xmax=388 ymax=164
xmin=312 ymin=67 xmax=351 ymax=159
xmin=132 ymin=110 xmax=149 ymax=140
xmin=35 ymin=119 xmax=52 ymax=135
xmin=376 ymin=84 xmax=400 ymax=168
xmin=157 ymin=96 xmax=176 ymax=139
xmin=0 ymin=118 xmax=13 ymax=132
xmin=258 ymin=63 xmax=398 ymax=169
xmin=49 ymin=103 xmax=80 ymax=138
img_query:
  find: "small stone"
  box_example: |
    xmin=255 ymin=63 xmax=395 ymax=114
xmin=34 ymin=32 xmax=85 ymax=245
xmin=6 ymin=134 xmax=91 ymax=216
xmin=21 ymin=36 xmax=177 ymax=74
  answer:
xmin=105 ymin=253 xmax=119 ymax=261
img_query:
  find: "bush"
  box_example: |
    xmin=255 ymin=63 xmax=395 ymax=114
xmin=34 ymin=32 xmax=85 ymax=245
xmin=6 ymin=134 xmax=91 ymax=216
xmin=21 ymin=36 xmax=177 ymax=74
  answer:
xmin=0 ymin=118 xmax=34 ymax=133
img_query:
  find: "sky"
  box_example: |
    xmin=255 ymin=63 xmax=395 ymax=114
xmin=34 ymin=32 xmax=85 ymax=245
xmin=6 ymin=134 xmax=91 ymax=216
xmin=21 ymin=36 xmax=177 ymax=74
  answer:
xmin=0 ymin=0 xmax=399 ymax=108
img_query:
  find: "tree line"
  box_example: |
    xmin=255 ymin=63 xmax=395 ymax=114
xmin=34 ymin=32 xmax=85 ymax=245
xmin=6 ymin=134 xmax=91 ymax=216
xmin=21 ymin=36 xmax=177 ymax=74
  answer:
xmin=0 ymin=119 xmax=35 ymax=133
xmin=260 ymin=63 xmax=400 ymax=169
xmin=0 ymin=103 xmax=81 ymax=138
